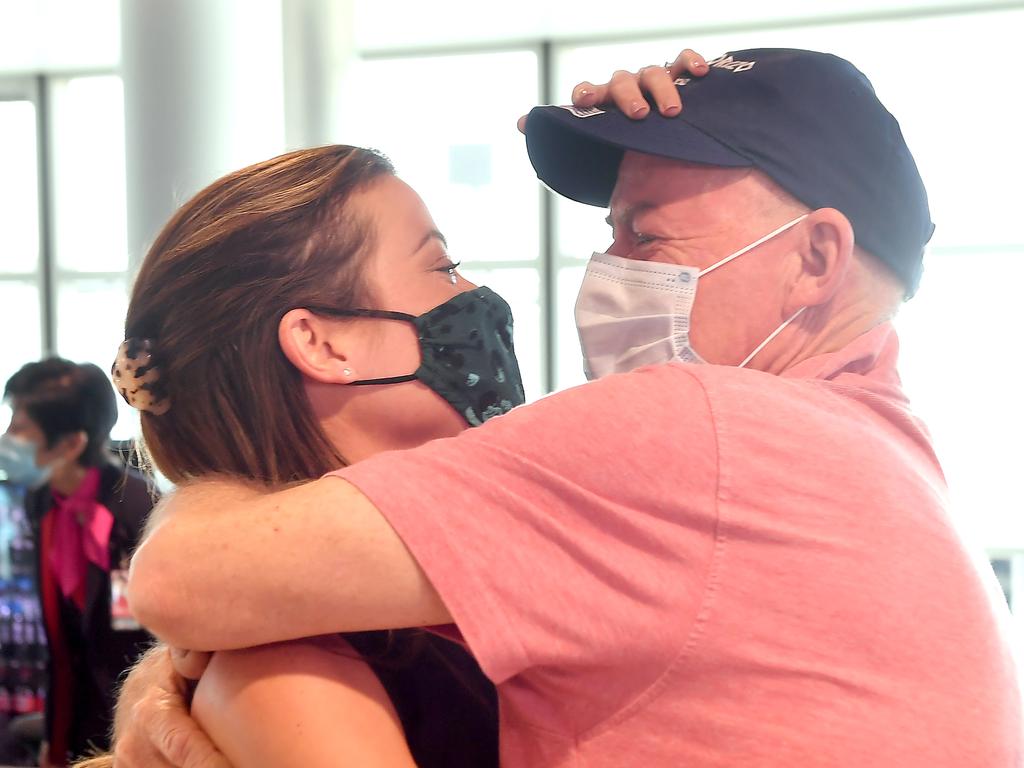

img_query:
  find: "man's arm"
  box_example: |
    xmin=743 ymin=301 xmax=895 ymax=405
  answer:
xmin=128 ymin=477 xmax=451 ymax=651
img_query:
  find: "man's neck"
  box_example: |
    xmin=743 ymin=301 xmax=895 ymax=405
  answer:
xmin=760 ymin=302 xmax=890 ymax=376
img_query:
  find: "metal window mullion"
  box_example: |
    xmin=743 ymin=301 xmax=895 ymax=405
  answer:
xmin=34 ymin=74 xmax=56 ymax=357
xmin=539 ymin=40 xmax=557 ymax=395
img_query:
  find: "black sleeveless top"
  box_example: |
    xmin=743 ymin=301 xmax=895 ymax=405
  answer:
xmin=345 ymin=630 xmax=499 ymax=768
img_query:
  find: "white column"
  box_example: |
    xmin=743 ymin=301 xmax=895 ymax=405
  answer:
xmin=281 ymin=0 xmax=358 ymax=149
xmin=120 ymin=0 xmax=286 ymax=265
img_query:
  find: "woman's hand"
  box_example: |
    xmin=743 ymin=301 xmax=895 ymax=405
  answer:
xmin=517 ymin=47 xmax=709 ymax=132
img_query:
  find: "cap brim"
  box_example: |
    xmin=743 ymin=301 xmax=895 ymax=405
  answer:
xmin=525 ymin=105 xmax=752 ymax=207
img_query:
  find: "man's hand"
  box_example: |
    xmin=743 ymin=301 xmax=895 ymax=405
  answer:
xmin=171 ymin=647 xmax=214 ymax=680
xmin=517 ymin=47 xmax=709 ymax=132
xmin=129 ymin=475 xmax=445 ymax=651
xmin=113 ymin=645 xmax=231 ymax=768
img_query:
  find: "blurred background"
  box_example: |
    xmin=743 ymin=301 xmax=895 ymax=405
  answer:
xmin=0 ymin=1 xmax=1021 ymax=757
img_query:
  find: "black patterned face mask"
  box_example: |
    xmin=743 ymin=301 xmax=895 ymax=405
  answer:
xmin=310 ymin=287 xmax=525 ymax=427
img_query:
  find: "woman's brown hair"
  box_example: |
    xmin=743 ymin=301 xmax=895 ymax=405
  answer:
xmin=72 ymin=146 xmax=495 ymax=768
xmin=124 ymin=144 xmax=394 ymax=486
xmin=70 ymin=145 xmax=395 ymax=768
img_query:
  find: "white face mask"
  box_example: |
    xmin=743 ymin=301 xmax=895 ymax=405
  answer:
xmin=575 ymin=214 xmax=809 ymax=380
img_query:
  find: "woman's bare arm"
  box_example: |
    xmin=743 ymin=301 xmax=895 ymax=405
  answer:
xmin=192 ymin=636 xmax=417 ymax=768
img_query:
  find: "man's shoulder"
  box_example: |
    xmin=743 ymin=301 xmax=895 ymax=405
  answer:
xmin=670 ymin=361 xmax=847 ymax=412
xmin=509 ymin=363 xmax=714 ymax=433
xmin=478 ymin=364 xmax=720 ymax=476
xmin=535 ymin=363 xmax=889 ymax=435
xmin=544 ymin=362 xmax=710 ymax=404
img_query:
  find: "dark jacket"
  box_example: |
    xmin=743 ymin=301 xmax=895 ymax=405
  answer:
xmin=27 ymin=459 xmax=153 ymax=761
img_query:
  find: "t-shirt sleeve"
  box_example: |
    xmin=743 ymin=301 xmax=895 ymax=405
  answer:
xmin=333 ymin=364 xmax=720 ymax=686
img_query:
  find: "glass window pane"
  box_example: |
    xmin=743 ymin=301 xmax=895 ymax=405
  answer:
xmin=556 ymin=198 xmax=608 ymax=264
xmin=0 ymin=101 xmax=39 ymax=274
xmin=0 ymin=281 xmax=43 ymax=391
xmin=55 ymin=278 xmax=127 ymax=367
xmin=556 ymin=265 xmax=587 ymax=391
xmin=895 ymin=248 xmax=1023 ymax=550
xmin=342 ymin=51 xmax=541 ymax=266
xmin=457 ymin=266 xmax=542 ymax=402
xmin=342 ymin=50 xmax=546 ymax=391
xmin=54 ymin=277 xmax=138 ymax=440
xmin=51 ymin=76 xmax=128 ymax=273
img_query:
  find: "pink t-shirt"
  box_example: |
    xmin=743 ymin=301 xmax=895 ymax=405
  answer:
xmin=336 ymin=323 xmax=1022 ymax=767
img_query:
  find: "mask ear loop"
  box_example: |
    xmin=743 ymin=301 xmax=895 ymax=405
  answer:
xmin=698 ymin=214 xmax=809 ymax=277
xmin=347 ymin=373 xmax=419 ymax=386
xmin=303 ymin=306 xmax=421 ymax=386
xmin=737 ymin=306 xmax=806 ymax=369
xmin=692 ymin=214 xmax=810 ymax=369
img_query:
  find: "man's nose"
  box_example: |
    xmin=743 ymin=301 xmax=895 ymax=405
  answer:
xmin=605 ymin=237 xmax=630 ymax=258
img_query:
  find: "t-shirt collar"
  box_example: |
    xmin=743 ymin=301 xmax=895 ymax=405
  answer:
xmin=781 ymin=322 xmax=902 ymax=387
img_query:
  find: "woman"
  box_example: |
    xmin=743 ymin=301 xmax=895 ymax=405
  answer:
xmin=0 ymin=358 xmax=153 ymax=767
xmin=75 ymin=145 xmax=519 ymax=766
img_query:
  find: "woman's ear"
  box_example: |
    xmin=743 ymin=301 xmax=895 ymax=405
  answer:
xmin=278 ymin=309 xmax=360 ymax=385
xmin=785 ymin=207 xmax=855 ymax=315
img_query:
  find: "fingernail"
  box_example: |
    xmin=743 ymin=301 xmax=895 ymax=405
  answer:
xmin=631 ymin=102 xmax=649 ymax=116
xmin=663 ymin=104 xmax=681 ymax=116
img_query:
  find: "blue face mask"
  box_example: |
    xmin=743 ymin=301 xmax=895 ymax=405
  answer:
xmin=0 ymin=433 xmax=53 ymax=489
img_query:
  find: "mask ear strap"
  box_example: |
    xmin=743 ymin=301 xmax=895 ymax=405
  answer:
xmin=305 ymin=307 xmax=418 ymax=323
xmin=348 ymin=374 xmax=418 ymax=386
xmin=698 ymin=214 xmax=809 ymax=277
xmin=300 ymin=307 xmax=420 ymax=386
xmin=738 ymin=306 xmax=806 ymax=369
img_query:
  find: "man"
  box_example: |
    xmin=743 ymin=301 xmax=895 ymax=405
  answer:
xmin=119 ymin=49 xmax=1021 ymax=766
xmin=0 ymin=359 xmax=153 ymax=767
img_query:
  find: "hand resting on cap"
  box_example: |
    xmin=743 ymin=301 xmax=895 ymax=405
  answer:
xmin=517 ymin=47 xmax=708 ymax=133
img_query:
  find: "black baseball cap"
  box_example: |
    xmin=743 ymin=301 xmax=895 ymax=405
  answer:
xmin=525 ymin=48 xmax=934 ymax=296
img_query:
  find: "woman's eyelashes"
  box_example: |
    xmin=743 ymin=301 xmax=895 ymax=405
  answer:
xmin=435 ymin=259 xmax=462 ymax=284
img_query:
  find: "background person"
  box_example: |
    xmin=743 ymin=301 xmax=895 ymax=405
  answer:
xmin=0 ymin=358 xmax=153 ymax=767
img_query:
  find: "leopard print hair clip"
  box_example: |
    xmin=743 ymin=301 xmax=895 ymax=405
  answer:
xmin=111 ymin=338 xmax=171 ymax=416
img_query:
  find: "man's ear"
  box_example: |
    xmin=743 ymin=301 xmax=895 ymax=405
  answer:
xmin=786 ymin=207 xmax=855 ymax=315
xmin=278 ymin=309 xmax=360 ymax=385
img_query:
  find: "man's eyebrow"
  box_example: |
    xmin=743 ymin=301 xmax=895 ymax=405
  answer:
xmin=414 ymin=229 xmax=448 ymax=253
xmin=605 ymin=204 xmax=653 ymax=230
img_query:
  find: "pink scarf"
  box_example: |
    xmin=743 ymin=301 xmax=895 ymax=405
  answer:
xmin=49 ymin=468 xmax=115 ymax=605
